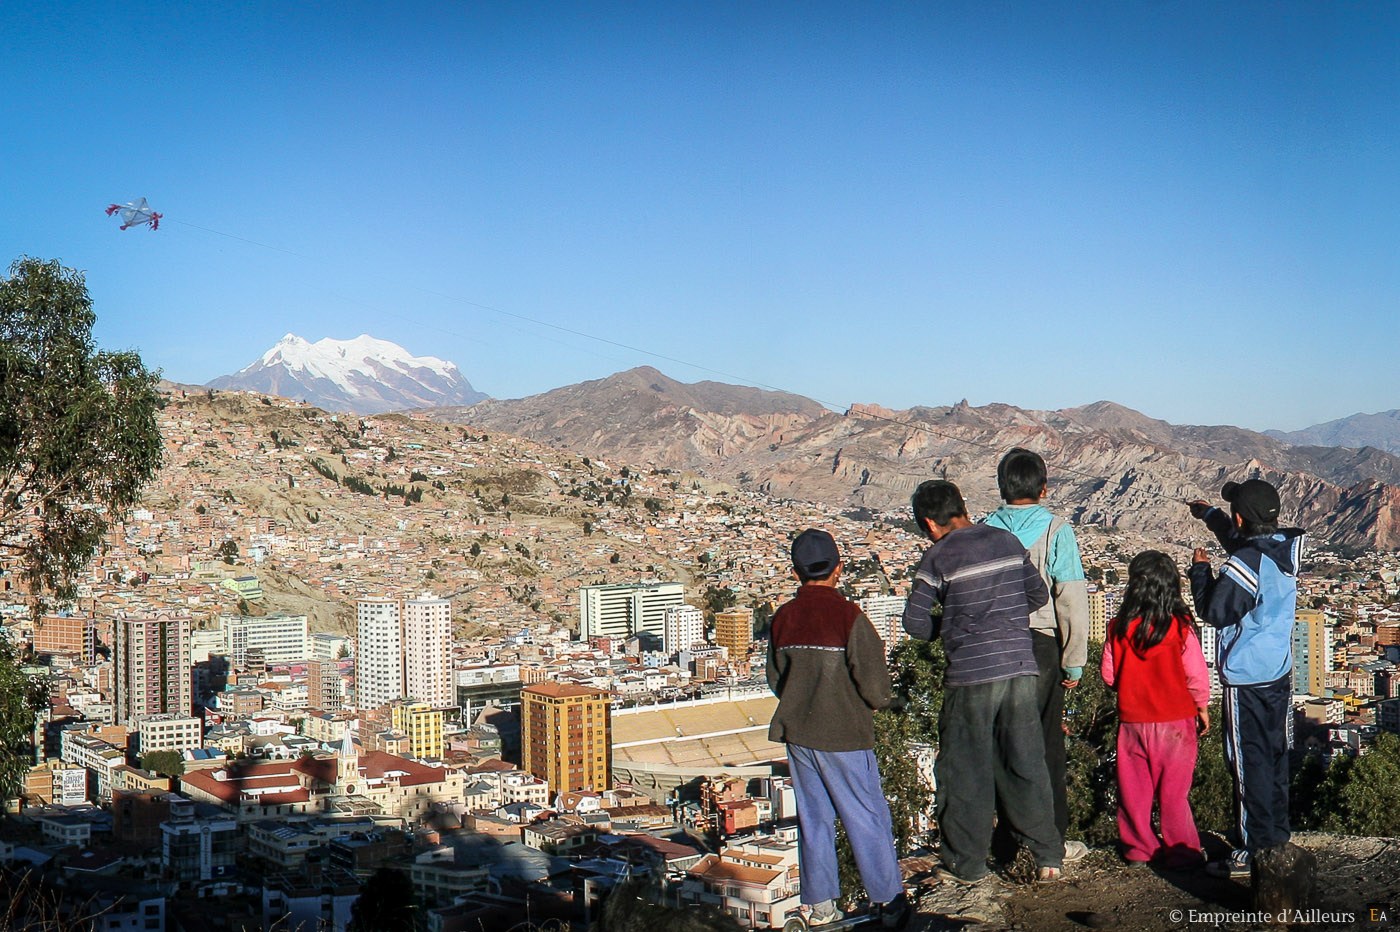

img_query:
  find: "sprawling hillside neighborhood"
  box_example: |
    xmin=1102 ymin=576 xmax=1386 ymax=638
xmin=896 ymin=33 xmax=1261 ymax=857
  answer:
xmin=3 ymin=387 xmax=1399 ymax=929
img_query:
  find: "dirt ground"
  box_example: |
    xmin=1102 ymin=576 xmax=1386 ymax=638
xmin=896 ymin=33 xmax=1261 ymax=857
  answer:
xmin=901 ymin=833 xmax=1400 ymax=932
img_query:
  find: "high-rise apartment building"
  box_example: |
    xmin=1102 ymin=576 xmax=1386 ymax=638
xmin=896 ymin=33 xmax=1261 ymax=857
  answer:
xmin=663 ymin=605 xmax=705 ymax=655
xmin=521 ymin=682 xmax=611 ymax=795
xmin=403 ymin=594 xmax=453 ymax=707
xmin=356 ymin=598 xmax=403 ymax=711
xmin=306 ymin=659 xmax=344 ymax=711
xmin=858 ymin=595 xmax=907 ymax=654
xmin=713 ymin=608 xmax=753 ymax=664
xmin=115 ymin=614 xmax=192 ymax=726
xmin=1293 ymin=608 xmax=1333 ymax=697
xmin=1197 ymin=624 xmax=1217 ymax=668
xmin=34 ymin=614 xmax=97 ymax=664
xmin=578 ymin=582 xmax=684 ymax=640
xmin=223 ymin=613 xmax=309 ymax=666
xmin=355 ymin=595 xmax=454 ymax=711
xmin=1086 ymin=589 xmax=1108 ymax=644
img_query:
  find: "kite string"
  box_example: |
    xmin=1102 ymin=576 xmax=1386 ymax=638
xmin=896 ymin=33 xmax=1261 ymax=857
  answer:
xmin=165 ymin=215 xmax=1213 ymax=510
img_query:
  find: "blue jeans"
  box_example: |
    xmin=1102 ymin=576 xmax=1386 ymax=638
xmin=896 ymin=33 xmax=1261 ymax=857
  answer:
xmin=788 ymin=744 xmax=904 ymax=905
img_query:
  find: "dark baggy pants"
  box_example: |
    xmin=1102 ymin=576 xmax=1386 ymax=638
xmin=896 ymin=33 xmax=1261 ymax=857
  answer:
xmin=992 ymin=631 xmax=1066 ymax=859
xmin=1222 ymin=672 xmax=1292 ymax=852
xmin=937 ymin=673 xmax=1063 ymax=880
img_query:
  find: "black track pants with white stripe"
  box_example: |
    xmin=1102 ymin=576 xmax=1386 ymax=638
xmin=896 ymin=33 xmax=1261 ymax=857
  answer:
xmin=1221 ymin=673 xmax=1292 ymax=852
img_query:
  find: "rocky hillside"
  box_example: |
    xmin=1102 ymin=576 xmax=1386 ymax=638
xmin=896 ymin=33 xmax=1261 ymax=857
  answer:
xmin=433 ymin=371 xmax=1400 ymax=551
xmin=906 ymin=833 xmax=1400 ymax=931
xmin=422 ymin=366 xmax=827 ymax=464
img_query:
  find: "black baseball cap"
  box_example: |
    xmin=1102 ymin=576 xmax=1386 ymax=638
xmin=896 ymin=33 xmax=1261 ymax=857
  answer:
xmin=1221 ymin=479 xmax=1281 ymax=524
xmin=791 ymin=528 xmax=840 ymax=579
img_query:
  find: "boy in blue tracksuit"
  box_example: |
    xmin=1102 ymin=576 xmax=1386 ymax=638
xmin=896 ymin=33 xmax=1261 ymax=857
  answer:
xmin=983 ymin=448 xmax=1090 ymax=863
xmin=1187 ymin=479 xmax=1304 ymax=878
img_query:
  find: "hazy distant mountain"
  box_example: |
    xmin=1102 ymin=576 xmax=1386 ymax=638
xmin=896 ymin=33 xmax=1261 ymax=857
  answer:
xmin=1267 ymin=410 xmax=1400 ymax=456
xmin=426 ymin=371 xmax=1400 ymax=551
xmin=207 ymin=334 xmax=487 ymax=414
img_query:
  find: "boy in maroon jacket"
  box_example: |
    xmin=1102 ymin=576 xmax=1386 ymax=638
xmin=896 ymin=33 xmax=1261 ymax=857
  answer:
xmin=767 ymin=528 xmax=910 ymax=929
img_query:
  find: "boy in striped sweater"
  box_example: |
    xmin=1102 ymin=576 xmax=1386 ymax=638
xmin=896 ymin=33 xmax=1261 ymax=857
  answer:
xmin=901 ymin=480 xmax=1064 ymax=883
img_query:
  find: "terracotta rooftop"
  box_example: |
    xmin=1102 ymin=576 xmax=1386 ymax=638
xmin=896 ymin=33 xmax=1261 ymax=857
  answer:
xmin=522 ymin=682 xmax=610 ymax=699
xmin=357 ymin=750 xmax=448 ymax=787
xmin=688 ymin=854 xmax=781 ymax=886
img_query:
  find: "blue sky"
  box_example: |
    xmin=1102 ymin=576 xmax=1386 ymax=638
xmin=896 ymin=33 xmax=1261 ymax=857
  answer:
xmin=3 ymin=2 xmax=1396 ymax=431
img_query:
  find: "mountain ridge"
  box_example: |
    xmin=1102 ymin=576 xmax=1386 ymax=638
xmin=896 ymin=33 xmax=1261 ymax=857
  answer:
xmin=1268 ymin=409 xmax=1400 ymax=456
xmin=424 ymin=367 xmax=1400 ymax=551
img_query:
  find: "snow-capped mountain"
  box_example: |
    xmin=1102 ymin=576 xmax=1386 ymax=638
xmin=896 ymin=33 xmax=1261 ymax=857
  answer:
xmin=207 ymin=334 xmax=488 ymax=414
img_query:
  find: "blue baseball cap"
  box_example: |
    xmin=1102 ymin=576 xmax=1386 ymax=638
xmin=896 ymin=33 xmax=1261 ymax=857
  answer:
xmin=791 ymin=528 xmax=840 ymax=578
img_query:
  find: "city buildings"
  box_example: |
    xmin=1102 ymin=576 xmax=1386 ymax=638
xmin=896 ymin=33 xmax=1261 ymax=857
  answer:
xmin=521 ymin=682 xmax=611 ymax=795
xmin=115 ymin=613 xmax=192 ymax=726
xmin=33 ymin=613 xmax=96 ymax=664
xmin=663 ymin=604 xmax=705 ymax=655
xmin=310 ymin=632 xmax=353 ymax=661
xmin=306 ymin=658 xmax=344 ymax=711
xmin=355 ymin=595 xmax=454 ymax=710
xmin=161 ymin=795 xmax=238 ymax=882
xmin=858 ymin=594 xmax=907 ymax=654
xmin=355 ymin=598 xmax=403 ymax=710
xmin=681 ymin=834 xmax=800 ymax=929
xmin=712 ymin=608 xmax=753 ymax=664
xmin=1295 ymin=608 xmax=1335 ymax=697
xmin=1086 ymin=588 xmax=1108 ymax=644
xmin=403 ymin=594 xmax=453 ymax=707
xmin=223 ymin=612 xmax=309 ymax=666
xmin=388 ymin=700 xmax=445 ymax=760
xmin=455 ymin=664 xmax=523 ymax=719
xmin=137 ymin=714 xmax=204 ymax=756
xmin=578 ymin=582 xmax=683 ymax=641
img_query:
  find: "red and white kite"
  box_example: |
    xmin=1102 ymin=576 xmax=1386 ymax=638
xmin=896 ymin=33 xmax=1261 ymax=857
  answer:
xmin=105 ymin=197 xmax=161 ymax=231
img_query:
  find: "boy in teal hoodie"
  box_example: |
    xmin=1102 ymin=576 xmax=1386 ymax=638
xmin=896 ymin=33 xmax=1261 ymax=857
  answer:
xmin=983 ymin=448 xmax=1090 ymax=862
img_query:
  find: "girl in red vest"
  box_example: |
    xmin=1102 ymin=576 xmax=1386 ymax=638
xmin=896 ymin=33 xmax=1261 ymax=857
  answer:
xmin=1101 ymin=550 xmax=1211 ymax=868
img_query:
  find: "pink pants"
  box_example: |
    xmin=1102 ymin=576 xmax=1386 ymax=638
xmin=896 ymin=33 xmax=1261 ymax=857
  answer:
xmin=1116 ymin=718 xmax=1201 ymax=865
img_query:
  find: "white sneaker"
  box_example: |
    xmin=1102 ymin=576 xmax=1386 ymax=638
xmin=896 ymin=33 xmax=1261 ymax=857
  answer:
xmin=807 ymin=901 xmax=844 ymax=926
xmin=1064 ymin=840 xmax=1089 ymax=862
xmin=1205 ymin=849 xmax=1251 ymax=878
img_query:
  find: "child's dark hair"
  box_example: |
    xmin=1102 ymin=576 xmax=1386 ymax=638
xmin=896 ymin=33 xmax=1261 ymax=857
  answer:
xmin=997 ymin=448 xmax=1047 ymax=503
xmin=1235 ymin=514 xmax=1280 ymax=538
xmin=1109 ymin=550 xmax=1198 ymax=652
xmin=796 ymin=565 xmax=838 ymax=584
xmin=911 ymin=480 xmax=967 ymax=538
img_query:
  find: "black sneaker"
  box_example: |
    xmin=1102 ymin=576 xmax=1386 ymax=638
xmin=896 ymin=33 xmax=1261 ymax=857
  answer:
xmin=879 ymin=892 xmax=913 ymax=930
xmin=936 ymin=867 xmax=989 ymax=886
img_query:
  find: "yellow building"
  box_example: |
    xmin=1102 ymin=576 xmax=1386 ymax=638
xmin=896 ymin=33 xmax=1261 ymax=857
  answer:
xmin=1293 ymin=609 xmax=1333 ymax=698
xmin=389 ymin=701 xmax=445 ymax=761
xmin=521 ymin=682 xmax=611 ymax=795
xmin=713 ymin=608 xmax=753 ymax=664
xmin=1087 ymin=589 xmax=1107 ymax=644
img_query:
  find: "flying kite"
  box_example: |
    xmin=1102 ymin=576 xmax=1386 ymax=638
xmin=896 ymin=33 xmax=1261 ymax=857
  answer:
xmin=105 ymin=198 xmax=162 ymax=231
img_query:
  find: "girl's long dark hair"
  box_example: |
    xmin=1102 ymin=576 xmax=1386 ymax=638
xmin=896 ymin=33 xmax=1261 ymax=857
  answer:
xmin=1109 ymin=550 xmax=1198 ymax=653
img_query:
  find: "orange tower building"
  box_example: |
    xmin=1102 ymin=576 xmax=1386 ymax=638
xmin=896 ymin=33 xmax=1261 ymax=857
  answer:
xmin=521 ymin=682 xmax=611 ymax=795
xmin=713 ymin=608 xmax=753 ymax=665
